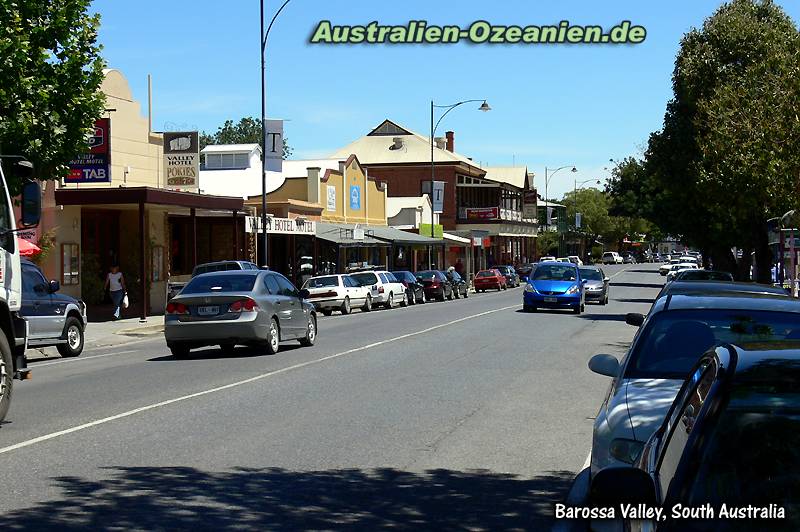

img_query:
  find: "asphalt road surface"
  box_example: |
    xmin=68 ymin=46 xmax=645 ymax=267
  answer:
xmin=0 ymin=263 xmax=665 ymax=531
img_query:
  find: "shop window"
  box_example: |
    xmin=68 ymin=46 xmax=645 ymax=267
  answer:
xmin=62 ymin=243 xmax=80 ymax=285
xmin=151 ymin=245 xmax=164 ymax=282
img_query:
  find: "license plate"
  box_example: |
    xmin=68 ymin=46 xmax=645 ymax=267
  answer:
xmin=544 ymin=297 xmax=558 ymax=303
xmin=197 ymin=305 xmax=219 ymax=316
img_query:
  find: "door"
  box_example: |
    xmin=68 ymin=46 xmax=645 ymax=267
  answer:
xmin=274 ymin=273 xmax=304 ymax=338
xmin=21 ymin=263 xmax=59 ymax=339
xmin=343 ymin=276 xmax=365 ymax=305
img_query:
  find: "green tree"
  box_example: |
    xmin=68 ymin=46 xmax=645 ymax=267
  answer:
xmin=199 ymin=116 xmax=293 ymax=159
xmin=0 ymin=0 xmax=106 ymax=192
xmin=562 ymin=188 xmax=613 ymax=248
xmin=644 ymin=0 xmax=800 ymax=280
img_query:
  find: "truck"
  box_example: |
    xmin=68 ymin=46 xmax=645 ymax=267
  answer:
xmin=0 ymin=156 xmax=42 ymax=422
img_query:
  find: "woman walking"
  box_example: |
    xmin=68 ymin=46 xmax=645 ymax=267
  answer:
xmin=104 ymin=264 xmax=127 ymax=320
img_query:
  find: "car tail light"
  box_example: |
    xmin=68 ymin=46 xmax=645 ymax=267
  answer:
xmin=229 ymin=298 xmax=258 ymax=313
xmin=166 ymin=302 xmax=188 ymax=315
xmin=378 ymin=286 xmax=385 ymax=294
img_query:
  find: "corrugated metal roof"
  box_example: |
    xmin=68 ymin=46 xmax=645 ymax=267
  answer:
xmin=482 ymin=166 xmax=529 ymax=189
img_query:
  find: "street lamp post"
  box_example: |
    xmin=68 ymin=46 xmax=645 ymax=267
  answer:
xmin=572 ymin=178 xmax=600 ymax=258
xmin=259 ymin=0 xmax=292 ymax=267
xmin=542 ymin=165 xmax=577 ymax=230
xmin=428 ymin=99 xmax=491 ymax=268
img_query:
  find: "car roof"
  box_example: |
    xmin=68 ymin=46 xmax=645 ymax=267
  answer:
xmin=536 ymin=261 xmax=576 ymax=266
xmin=652 ymin=291 xmax=800 ymax=314
xmin=579 ymin=265 xmax=602 ymax=271
xmin=660 ymin=280 xmax=786 ymax=297
xmin=728 ymin=343 xmax=800 ymax=385
xmin=193 ymin=269 xmax=262 ymax=277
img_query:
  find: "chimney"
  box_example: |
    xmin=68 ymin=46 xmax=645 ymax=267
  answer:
xmin=307 ymin=167 xmax=321 ymax=204
xmin=434 ymin=137 xmax=447 ymax=150
xmin=445 ymin=130 xmax=454 ymax=152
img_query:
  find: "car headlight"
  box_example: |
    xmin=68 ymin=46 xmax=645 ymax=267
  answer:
xmin=565 ymin=284 xmax=580 ymax=295
xmin=524 ymin=283 xmax=535 ymax=293
xmin=610 ymin=438 xmax=644 ymax=464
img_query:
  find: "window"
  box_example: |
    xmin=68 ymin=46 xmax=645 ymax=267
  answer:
xmin=22 ymin=265 xmax=47 ymax=297
xmin=151 ymin=245 xmax=164 ymax=282
xmin=61 ymin=243 xmax=80 ymax=285
xmin=182 ymin=274 xmax=257 ymax=294
xmin=275 ymin=274 xmax=298 ymax=297
xmin=351 ymin=272 xmax=378 ymax=286
xmin=304 ymin=276 xmax=339 ymax=288
xmin=204 ymin=152 xmax=250 ymax=169
xmin=264 ymin=275 xmax=280 ymax=295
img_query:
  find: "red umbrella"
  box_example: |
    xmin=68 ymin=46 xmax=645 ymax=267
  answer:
xmin=17 ymin=238 xmax=41 ymax=257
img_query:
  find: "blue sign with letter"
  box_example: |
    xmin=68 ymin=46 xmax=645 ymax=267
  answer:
xmin=350 ymin=185 xmax=361 ymax=210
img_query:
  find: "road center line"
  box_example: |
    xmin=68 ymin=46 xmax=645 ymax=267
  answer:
xmin=31 ymin=350 xmax=140 ymax=368
xmin=0 ymin=303 xmax=519 ymax=456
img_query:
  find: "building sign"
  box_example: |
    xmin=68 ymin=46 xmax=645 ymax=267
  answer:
xmin=349 ymin=185 xmax=361 ymax=210
xmin=246 ymin=216 xmax=316 ymax=235
xmin=432 ymin=181 xmax=445 ymax=213
xmin=419 ymin=223 xmax=443 ymax=239
xmin=465 ymin=207 xmax=499 ymax=220
xmin=164 ymin=131 xmax=199 ymax=191
xmin=523 ymin=190 xmax=537 ymax=219
xmin=265 ymin=119 xmax=283 ymax=173
xmin=326 ymin=185 xmax=336 ymax=211
xmin=472 ymin=236 xmax=483 ymax=247
xmin=67 ymin=118 xmax=111 ymax=183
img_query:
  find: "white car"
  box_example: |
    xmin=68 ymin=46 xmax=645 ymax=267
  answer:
xmin=665 ymin=263 xmax=699 ymax=282
xmin=568 ymin=255 xmax=584 ymax=266
xmin=539 ymin=256 xmax=556 ymax=262
xmin=349 ymin=270 xmax=407 ymax=309
xmin=659 ymin=258 xmax=684 ymax=276
xmin=556 ymin=257 xmax=571 ymax=263
xmin=602 ymin=252 xmax=623 ymax=264
xmin=302 ymin=274 xmax=372 ymax=315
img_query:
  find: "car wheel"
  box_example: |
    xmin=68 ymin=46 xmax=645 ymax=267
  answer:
xmin=463 ymin=288 xmax=468 ymax=298
xmin=321 ymin=308 xmax=333 ymax=316
xmin=299 ymin=315 xmax=316 ymax=347
xmin=169 ymin=343 xmax=190 ymax=359
xmin=0 ymin=332 xmax=14 ymax=422
xmin=385 ymin=293 xmax=394 ymax=309
xmin=265 ymin=318 xmax=280 ymax=355
xmin=573 ymin=305 xmax=582 ymax=315
xmin=340 ymin=297 xmax=351 ymax=315
xmin=418 ymin=290 xmax=425 ymax=304
xmin=400 ymin=293 xmax=408 ymax=307
xmin=447 ymin=289 xmax=453 ymax=300
xmin=57 ymin=317 xmax=84 ymax=358
xmin=362 ymin=294 xmax=372 ymax=312
xmin=219 ymin=343 xmax=236 ymax=355
xmin=454 ymin=287 xmax=460 ymax=299
xmin=601 ymin=294 xmax=608 ymax=305
xmin=523 ymin=304 xmax=534 ymax=312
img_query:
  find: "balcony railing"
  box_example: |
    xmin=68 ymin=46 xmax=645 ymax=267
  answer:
xmin=458 ymin=207 xmax=530 ymax=222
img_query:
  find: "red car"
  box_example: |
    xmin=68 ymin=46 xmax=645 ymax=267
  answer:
xmin=474 ymin=269 xmax=507 ymax=292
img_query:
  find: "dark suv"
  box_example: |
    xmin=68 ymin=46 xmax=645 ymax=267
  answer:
xmin=496 ymin=265 xmax=520 ymax=287
xmin=391 ymin=270 xmax=426 ymax=304
xmin=20 ymin=259 xmax=87 ymax=357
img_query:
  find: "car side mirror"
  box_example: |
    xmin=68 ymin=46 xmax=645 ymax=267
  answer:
xmin=589 ymin=467 xmax=657 ymax=506
xmin=49 ymin=279 xmax=60 ymax=293
xmin=298 ymin=288 xmax=310 ymax=300
xmin=21 ymin=180 xmax=42 ymax=228
xmin=604 ymin=277 xmax=610 ymax=283
xmin=625 ymin=313 xmax=645 ymax=327
xmin=588 ymin=354 xmax=620 ymax=377
xmin=581 ymin=279 xmax=588 ymax=284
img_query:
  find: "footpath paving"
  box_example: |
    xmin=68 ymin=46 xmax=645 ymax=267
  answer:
xmin=26 ymin=315 xmax=165 ymax=362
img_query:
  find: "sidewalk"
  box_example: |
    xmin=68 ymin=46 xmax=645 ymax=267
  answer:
xmin=26 ymin=315 xmax=165 ymax=362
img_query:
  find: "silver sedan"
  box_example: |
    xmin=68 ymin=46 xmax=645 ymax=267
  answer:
xmin=164 ymin=270 xmax=317 ymax=358
xmin=579 ymin=266 xmax=609 ymax=305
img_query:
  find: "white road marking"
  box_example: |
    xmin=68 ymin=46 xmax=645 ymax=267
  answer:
xmin=608 ymin=266 xmax=632 ymax=279
xmin=0 ymin=303 xmax=519 ymax=456
xmin=31 ymin=350 xmax=140 ymax=368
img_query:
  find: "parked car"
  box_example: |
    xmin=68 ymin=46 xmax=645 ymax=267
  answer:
xmin=415 ymin=270 xmax=453 ymax=301
xmin=587 ymin=291 xmax=800 ymax=477
xmin=579 ymin=266 xmax=609 ymax=305
xmin=670 ymin=269 xmax=733 ymax=282
xmin=665 ymin=262 xmax=699 ymax=282
xmin=495 ymin=265 xmax=520 ymax=287
xmin=523 ymin=262 xmax=585 ymax=314
xmin=164 ymin=270 xmax=317 ymax=358
xmin=659 ymin=258 xmax=684 ymax=276
xmin=539 ymin=256 xmax=556 ymax=262
xmin=567 ymin=255 xmax=584 ymax=266
xmin=391 ymin=270 xmax=426 ymax=304
xmin=515 ymin=263 xmax=535 ymax=281
xmin=621 ymin=252 xmax=637 ymax=264
xmin=590 ymin=343 xmax=800 ymax=530
xmin=301 ymin=274 xmax=372 ymax=315
xmin=20 ymin=259 xmax=87 ymax=358
xmin=655 ymin=279 xmax=788 ymax=300
xmin=169 ymin=260 xmax=263 ymax=299
xmin=349 ymin=270 xmax=407 ymax=309
xmin=473 ymin=269 xmax=507 ymax=292
xmin=445 ymin=270 xmax=469 ymax=298
xmin=602 ymin=251 xmax=623 ymax=264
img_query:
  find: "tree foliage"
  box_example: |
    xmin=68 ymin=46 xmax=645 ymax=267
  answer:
xmin=0 ymin=0 xmax=106 ymax=191
xmin=200 ymin=116 xmax=293 ymax=159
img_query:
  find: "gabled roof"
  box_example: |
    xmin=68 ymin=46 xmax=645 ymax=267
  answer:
xmin=386 ymin=195 xmax=431 ymax=218
xmin=482 ymin=166 xmax=530 ymax=189
xmin=330 ymin=119 xmax=484 ymax=173
xmin=201 ymin=143 xmax=261 ymax=154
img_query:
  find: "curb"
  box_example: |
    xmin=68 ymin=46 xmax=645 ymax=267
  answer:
xmin=115 ymin=324 xmax=165 ymax=336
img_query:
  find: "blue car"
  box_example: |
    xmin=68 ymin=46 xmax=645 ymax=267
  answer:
xmin=523 ymin=262 xmax=585 ymax=314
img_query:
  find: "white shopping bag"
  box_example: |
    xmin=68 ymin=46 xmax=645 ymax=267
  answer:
xmin=122 ymin=293 xmax=130 ymax=309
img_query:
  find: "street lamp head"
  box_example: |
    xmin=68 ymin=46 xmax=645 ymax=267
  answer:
xmin=478 ymin=100 xmax=491 ymax=112
xmin=570 ymin=166 xmax=578 ymax=173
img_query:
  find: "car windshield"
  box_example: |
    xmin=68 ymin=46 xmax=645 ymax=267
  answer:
xmin=182 ymin=274 xmax=257 ymax=294
xmin=687 ymin=402 xmax=800 ymax=521
xmin=677 ymin=270 xmax=733 ymax=281
xmin=350 ymin=273 xmax=378 ymax=286
xmin=303 ymin=276 xmax=339 ymax=288
xmin=579 ymin=268 xmax=603 ymax=281
xmin=476 ymin=271 xmax=495 ymax=278
xmin=532 ymin=265 xmax=577 ymax=281
xmin=391 ymin=272 xmax=409 ymax=282
xmin=416 ymin=271 xmax=437 ymax=280
xmin=628 ymin=309 xmax=800 ymax=379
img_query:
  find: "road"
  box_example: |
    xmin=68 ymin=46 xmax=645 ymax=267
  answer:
xmin=0 ymin=263 xmax=665 ymax=530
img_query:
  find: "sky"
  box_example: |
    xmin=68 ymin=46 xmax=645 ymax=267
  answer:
xmin=93 ymin=0 xmax=800 ymax=200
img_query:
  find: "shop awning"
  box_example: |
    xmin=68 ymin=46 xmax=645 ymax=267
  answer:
xmin=370 ymin=225 xmax=443 ymax=246
xmin=315 ymin=222 xmax=389 ymax=247
xmin=443 ymin=232 xmax=471 ymax=245
xmin=55 ymin=186 xmax=244 ymax=210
